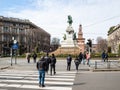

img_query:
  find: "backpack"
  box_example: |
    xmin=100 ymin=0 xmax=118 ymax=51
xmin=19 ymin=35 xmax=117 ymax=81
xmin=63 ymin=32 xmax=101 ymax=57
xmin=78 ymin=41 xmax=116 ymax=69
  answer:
xmin=38 ymin=60 xmax=46 ymax=70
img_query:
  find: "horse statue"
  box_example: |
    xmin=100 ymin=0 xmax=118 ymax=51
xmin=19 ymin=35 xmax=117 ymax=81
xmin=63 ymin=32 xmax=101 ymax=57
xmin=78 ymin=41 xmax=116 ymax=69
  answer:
xmin=67 ymin=15 xmax=73 ymax=26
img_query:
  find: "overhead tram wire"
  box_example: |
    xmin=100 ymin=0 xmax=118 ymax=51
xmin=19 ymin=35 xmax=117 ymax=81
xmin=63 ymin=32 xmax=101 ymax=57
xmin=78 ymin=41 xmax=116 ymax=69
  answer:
xmin=83 ymin=14 xmax=120 ymax=28
xmin=83 ymin=32 xmax=106 ymax=35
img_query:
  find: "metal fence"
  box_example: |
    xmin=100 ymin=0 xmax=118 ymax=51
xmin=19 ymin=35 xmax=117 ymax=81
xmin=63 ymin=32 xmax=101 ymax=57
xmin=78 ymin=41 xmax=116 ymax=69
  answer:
xmin=94 ymin=60 xmax=120 ymax=69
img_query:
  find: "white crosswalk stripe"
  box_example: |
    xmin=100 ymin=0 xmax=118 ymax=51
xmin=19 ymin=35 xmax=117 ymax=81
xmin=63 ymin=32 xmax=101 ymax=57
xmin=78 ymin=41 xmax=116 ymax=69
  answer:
xmin=0 ymin=70 xmax=76 ymax=90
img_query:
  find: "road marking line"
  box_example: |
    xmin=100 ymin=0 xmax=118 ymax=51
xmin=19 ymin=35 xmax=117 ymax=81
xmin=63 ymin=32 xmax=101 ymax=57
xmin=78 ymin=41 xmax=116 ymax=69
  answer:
xmin=0 ymin=71 xmax=76 ymax=90
xmin=0 ymin=79 xmax=73 ymax=85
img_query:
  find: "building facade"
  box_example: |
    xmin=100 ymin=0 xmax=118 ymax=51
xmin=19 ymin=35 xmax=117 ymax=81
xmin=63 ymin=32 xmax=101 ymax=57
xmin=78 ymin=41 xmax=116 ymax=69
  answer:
xmin=0 ymin=16 xmax=50 ymax=56
xmin=108 ymin=24 xmax=120 ymax=53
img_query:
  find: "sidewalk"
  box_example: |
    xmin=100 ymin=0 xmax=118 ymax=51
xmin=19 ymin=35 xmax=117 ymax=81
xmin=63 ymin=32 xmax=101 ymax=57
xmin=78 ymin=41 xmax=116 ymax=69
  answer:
xmin=1 ymin=58 xmax=120 ymax=71
xmin=0 ymin=57 xmax=11 ymax=70
xmin=0 ymin=57 xmax=36 ymax=70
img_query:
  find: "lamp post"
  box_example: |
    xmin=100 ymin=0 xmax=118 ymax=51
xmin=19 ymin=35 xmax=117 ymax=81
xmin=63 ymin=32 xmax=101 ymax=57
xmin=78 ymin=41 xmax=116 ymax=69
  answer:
xmin=10 ymin=47 xmax=13 ymax=66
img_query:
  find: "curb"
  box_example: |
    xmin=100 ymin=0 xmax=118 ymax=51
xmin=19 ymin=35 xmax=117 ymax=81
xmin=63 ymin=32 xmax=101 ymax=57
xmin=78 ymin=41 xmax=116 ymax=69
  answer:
xmin=0 ymin=66 xmax=10 ymax=70
xmin=92 ymin=68 xmax=120 ymax=72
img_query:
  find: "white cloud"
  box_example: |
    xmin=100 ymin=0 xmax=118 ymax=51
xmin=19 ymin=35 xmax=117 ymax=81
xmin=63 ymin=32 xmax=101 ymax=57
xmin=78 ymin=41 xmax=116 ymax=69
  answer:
xmin=3 ymin=0 xmax=120 ymax=43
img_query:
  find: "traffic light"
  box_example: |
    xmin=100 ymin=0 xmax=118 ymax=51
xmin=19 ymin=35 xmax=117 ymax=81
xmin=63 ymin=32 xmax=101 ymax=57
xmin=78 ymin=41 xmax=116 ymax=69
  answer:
xmin=87 ymin=39 xmax=92 ymax=47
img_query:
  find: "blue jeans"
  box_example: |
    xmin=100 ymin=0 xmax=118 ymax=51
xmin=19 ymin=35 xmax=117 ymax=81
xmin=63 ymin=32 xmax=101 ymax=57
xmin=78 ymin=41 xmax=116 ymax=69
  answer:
xmin=38 ymin=70 xmax=45 ymax=85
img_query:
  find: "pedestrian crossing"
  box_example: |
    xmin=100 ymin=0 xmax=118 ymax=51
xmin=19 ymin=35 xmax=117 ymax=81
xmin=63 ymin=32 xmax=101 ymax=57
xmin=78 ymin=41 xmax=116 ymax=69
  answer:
xmin=0 ymin=70 xmax=76 ymax=90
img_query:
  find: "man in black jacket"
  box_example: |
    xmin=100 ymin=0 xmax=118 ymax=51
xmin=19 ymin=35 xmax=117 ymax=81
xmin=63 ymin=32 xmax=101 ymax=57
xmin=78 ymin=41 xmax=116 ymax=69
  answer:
xmin=44 ymin=53 xmax=51 ymax=74
xmin=50 ymin=54 xmax=56 ymax=75
xmin=66 ymin=54 xmax=72 ymax=71
xmin=36 ymin=56 xmax=46 ymax=87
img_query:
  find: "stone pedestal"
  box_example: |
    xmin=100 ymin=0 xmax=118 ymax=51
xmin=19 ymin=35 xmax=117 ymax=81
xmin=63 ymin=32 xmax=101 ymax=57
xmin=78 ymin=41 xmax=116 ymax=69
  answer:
xmin=51 ymin=25 xmax=80 ymax=55
xmin=52 ymin=47 xmax=80 ymax=55
xmin=61 ymin=35 xmax=76 ymax=47
xmin=61 ymin=25 xmax=78 ymax=47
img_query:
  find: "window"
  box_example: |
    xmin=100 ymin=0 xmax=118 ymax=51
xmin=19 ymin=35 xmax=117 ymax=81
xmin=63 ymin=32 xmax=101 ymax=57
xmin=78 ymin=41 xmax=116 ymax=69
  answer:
xmin=3 ymin=26 xmax=10 ymax=32
xmin=19 ymin=29 xmax=25 ymax=34
xmin=12 ymin=28 xmax=18 ymax=34
xmin=3 ymin=35 xmax=9 ymax=41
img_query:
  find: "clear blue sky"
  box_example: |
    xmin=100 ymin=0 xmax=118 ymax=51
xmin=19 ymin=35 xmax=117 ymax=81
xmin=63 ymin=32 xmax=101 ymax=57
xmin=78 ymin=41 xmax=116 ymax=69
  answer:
xmin=0 ymin=0 xmax=120 ymax=43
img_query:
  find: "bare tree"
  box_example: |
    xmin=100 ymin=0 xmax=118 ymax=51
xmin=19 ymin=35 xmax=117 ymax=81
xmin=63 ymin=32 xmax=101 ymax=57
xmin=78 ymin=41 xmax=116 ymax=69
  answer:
xmin=96 ymin=37 xmax=108 ymax=52
xmin=50 ymin=37 xmax=60 ymax=51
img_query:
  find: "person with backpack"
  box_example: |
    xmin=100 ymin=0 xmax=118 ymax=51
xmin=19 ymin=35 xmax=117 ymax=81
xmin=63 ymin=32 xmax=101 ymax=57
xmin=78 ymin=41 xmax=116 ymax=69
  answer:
xmin=36 ymin=56 xmax=47 ymax=87
xmin=50 ymin=53 xmax=56 ymax=75
xmin=66 ymin=54 xmax=72 ymax=71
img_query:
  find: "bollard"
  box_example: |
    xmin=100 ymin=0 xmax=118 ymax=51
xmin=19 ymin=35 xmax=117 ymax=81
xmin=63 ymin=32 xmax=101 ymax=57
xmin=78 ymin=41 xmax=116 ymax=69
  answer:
xmin=95 ymin=61 xmax=97 ymax=69
xmin=107 ymin=61 xmax=110 ymax=69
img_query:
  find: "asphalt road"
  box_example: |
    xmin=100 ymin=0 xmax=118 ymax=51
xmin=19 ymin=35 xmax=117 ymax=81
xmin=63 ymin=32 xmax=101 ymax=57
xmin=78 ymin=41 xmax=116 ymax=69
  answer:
xmin=73 ymin=71 xmax=120 ymax=90
xmin=0 ymin=57 xmax=120 ymax=90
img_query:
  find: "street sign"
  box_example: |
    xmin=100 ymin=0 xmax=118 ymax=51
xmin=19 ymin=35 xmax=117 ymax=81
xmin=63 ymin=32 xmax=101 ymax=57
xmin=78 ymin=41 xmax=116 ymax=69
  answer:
xmin=12 ymin=44 xmax=18 ymax=49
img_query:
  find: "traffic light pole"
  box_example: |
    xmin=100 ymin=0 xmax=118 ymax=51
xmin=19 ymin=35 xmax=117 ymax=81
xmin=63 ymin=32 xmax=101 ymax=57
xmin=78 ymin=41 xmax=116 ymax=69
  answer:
xmin=10 ymin=37 xmax=18 ymax=66
xmin=87 ymin=39 xmax=92 ymax=54
xmin=10 ymin=48 xmax=13 ymax=66
xmin=15 ymin=49 xmax=17 ymax=64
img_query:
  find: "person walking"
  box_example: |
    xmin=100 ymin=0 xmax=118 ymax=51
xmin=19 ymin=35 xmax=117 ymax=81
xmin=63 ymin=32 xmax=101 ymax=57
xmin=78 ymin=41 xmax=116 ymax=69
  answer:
xmin=86 ymin=52 xmax=90 ymax=67
xmin=32 ymin=52 xmax=37 ymax=63
xmin=50 ymin=53 xmax=56 ymax=75
xmin=66 ymin=54 xmax=72 ymax=71
xmin=44 ymin=53 xmax=51 ymax=74
xmin=26 ymin=53 xmax=31 ymax=63
xmin=36 ymin=56 xmax=47 ymax=87
xmin=101 ymin=51 xmax=106 ymax=62
xmin=82 ymin=52 xmax=86 ymax=65
xmin=78 ymin=52 xmax=83 ymax=64
xmin=105 ymin=52 xmax=108 ymax=62
xmin=74 ymin=56 xmax=80 ymax=71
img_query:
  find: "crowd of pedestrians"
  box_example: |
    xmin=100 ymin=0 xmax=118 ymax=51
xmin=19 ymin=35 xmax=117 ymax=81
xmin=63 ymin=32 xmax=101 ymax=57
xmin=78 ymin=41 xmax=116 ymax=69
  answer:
xmin=26 ymin=51 xmax=92 ymax=88
xmin=66 ymin=51 xmax=91 ymax=71
xmin=25 ymin=50 xmax=110 ymax=88
xmin=26 ymin=52 xmax=37 ymax=63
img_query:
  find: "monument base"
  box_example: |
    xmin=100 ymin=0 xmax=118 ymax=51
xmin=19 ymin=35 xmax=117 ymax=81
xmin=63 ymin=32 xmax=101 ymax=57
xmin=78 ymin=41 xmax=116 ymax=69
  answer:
xmin=50 ymin=46 xmax=80 ymax=55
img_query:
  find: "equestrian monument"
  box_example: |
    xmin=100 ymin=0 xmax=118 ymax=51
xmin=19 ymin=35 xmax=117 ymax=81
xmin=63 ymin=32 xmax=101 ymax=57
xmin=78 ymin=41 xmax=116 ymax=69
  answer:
xmin=51 ymin=15 xmax=80 ymax=55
